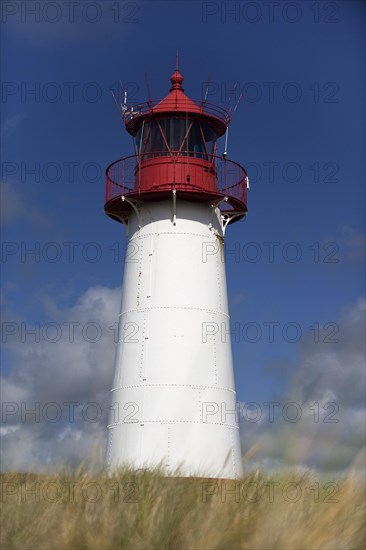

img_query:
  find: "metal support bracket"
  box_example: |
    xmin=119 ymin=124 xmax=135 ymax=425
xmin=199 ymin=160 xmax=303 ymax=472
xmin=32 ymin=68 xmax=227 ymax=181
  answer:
xmin=208 ymin=197 xmax=228 ymax=231
xmin=221 ymin=212 xmax=247 ymax=236
xmin=172 ymin=189 xmax=177 ymax=226
xmin=121 ymin=196 xmax=142 ymax=229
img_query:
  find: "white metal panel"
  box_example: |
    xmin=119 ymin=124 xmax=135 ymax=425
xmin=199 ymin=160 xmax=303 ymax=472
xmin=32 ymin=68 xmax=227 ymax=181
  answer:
xmin=168 ymin=424 xmax=242 ymax=478
xmin=110 ymin=386 xmax=237 ymax=424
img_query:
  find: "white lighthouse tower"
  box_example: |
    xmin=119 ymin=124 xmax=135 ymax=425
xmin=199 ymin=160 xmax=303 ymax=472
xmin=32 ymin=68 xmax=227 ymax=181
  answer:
xmin=105 ymin=62 xmax=248 ymax=479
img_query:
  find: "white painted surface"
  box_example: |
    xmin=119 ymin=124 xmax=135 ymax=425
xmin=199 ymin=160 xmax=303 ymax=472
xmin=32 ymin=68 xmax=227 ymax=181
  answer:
xmin=107 ymin=199 xmax=243 ymax=479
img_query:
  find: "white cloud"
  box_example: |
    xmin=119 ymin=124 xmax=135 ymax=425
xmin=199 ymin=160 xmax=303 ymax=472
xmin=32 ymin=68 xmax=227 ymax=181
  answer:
xmin=340 ymin=225 xmax=366 ymax=264
xmin=1 ymin=113 xmax=26 ymax=139
xmin=1 ymin=285 xmax=121 ymax=472
xmin=241 ymin=297 xmax=366 ymax=475
xmin=0 ymin=182 xmax=52 ymax=227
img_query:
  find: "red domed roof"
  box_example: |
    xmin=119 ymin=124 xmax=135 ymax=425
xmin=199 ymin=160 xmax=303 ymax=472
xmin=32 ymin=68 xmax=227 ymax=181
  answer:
xmin=124 ymin=63 xmax=230 ymax=137
xmin=152 ymin=68 xmax=202 ymax=114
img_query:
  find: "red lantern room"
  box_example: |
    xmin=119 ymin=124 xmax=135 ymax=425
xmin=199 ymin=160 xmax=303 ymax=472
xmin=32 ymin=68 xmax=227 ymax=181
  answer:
xmin=104 ymin=63 xmax=248 ymax=225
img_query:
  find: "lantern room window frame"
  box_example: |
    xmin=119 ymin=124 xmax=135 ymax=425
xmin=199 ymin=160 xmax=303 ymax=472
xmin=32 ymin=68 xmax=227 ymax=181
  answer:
xmin=135 ymin=115 xmax=218 ymax=163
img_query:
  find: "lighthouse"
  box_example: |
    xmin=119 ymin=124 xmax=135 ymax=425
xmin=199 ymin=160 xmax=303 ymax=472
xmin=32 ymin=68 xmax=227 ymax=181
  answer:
xmin=104 ymin=61 xmax=248 ymax=479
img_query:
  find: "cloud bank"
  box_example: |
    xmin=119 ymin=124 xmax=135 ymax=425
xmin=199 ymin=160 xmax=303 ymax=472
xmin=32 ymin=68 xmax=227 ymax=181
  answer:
xmin=1 ymin=285 xmax=364 ymax=475
xmin=1 ymin=285 xmax=120 ymax=472
xmin=240 ymin=298 xmax=366 ymax=475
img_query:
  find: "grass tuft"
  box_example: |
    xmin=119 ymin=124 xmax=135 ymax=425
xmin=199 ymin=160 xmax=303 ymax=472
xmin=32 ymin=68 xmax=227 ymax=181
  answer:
xmin=1 ymin=468 xmax=365 ymax=549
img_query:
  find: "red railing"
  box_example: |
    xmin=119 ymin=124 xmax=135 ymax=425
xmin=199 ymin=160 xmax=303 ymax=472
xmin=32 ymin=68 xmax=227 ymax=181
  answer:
xmin=123 ymin=100 xmax=231 ymax=127
xmin=105 ymin=154 xmax=248 ymax=211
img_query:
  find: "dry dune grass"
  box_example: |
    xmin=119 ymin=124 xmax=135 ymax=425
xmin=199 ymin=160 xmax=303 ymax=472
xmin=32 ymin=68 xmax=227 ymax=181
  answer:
xmin=1 ymin=466 xmax=365 ymax=549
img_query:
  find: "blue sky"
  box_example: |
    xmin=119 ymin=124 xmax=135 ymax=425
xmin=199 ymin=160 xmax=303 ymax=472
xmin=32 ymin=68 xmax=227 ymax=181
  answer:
xmin=1 ymin=0 xmax=365 ymax=472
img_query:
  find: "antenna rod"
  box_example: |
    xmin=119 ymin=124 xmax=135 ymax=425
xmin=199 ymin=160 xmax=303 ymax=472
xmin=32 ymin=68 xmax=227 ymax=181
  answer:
xmin=223 ymin=127 xmax=229 ymax=158
xmin=233 ymin=92 xmax=243 ymax=114
xmin=145 ymin=72 xmax=152 ymax=107
xmin=224 ymin=82 xmax=237 ymax=112
xmin=200 ymin=73 xmax=212 ymax=108
xmin=111 ymin=90 xmax=125 ymax=121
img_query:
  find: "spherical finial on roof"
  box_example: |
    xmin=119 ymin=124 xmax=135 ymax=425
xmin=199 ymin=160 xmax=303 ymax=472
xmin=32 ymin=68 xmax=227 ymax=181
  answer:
xmin=170 ymin=69 xmax=184 ymax=91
